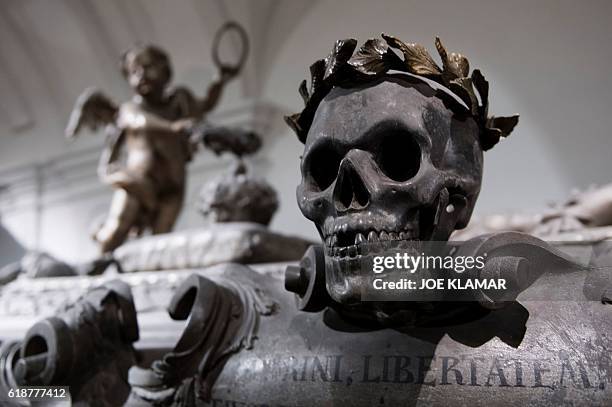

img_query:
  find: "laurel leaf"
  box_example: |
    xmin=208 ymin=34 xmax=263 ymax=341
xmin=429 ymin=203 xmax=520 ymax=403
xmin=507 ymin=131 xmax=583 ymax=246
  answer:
xmin=298 ymin=80 xmax=309 ymax=104
xmin=288 ymin=34 xmax=518 ymax=151
xmin=481 ymin=127 xmax=503 ymax=151
xmin=471 ymin=69 xmax=489 ymax=107
xmin=324 ymin=39 xmax=358 ymax=80
xmin=435 ymin=37 xmax=470 ymax=81
xmin=449 ymin=78 xmax=478 ymax=114
xmin=382 ymin=33 xmax=441 ymax=76
xmin=448 ymin=52 xmax=470 ymax=78
xmin=309 ymin=59 xmax=326 ymax=95
xmin=284 ymin=114 xmax=303 ymax=141
xmin=349 ymin=38 xmax=400 ymax=75
xmin=488 ymin=115 xmax=520 ymax=137
xmin=434 ymin=37 xmax=448 ymax=65
xmin=481 ymin=115 xmax=519 ymax=150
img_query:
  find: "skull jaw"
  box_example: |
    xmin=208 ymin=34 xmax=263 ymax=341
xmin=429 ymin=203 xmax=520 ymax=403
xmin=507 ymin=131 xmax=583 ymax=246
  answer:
xmin=325 ymin=260 xmax=363 ymax=305
xmin=324 ymin=224 xmax=453 ymax=306
xmin=324 ymin=244 xmax=480 ymax=328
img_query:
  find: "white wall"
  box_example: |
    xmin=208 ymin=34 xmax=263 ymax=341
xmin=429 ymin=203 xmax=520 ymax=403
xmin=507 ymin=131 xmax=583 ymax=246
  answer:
xmin=0 ymin=222 xmax=24 ymax=266
xmin=1 ymin=0 xmax=612 ymax=264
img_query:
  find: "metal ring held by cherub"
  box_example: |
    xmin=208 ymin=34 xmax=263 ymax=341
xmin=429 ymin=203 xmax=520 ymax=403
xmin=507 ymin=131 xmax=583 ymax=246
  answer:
xmin=212 ymin=21 xmax=249 ymax=73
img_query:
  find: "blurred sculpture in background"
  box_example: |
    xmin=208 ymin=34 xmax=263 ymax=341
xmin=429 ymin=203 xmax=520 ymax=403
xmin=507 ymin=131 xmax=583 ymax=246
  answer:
xmin=110 ymin=156 xmax=312 ymax=272
xmin=66 ymin=22 xmax=250 ymax=253
xmin=453 ymin=182 xmax=612 ymax=241
xmin=0 ymin=252 xmax=76 ymax=286
xmin=198 ymin=161 xmax=278 ymax=226
xmin=0 ymin=280 xmax=139 ymax=405
xmin=0 ymin=251 xmax=121 ymax=287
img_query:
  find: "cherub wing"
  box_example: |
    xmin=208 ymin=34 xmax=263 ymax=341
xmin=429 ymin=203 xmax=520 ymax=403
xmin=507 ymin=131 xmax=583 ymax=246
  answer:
xmin=65 ymin=87 xmax=118 ymax=139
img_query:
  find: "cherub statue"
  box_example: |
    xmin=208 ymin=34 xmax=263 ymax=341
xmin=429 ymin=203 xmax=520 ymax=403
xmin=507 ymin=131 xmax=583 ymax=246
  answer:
xmin=66 ymin=23 xmax=249 ymax=253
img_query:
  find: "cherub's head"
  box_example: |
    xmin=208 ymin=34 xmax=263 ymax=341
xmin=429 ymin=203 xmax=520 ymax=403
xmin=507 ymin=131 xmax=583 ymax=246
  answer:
xmin=121 ymin=44 xmax=172 ymax=98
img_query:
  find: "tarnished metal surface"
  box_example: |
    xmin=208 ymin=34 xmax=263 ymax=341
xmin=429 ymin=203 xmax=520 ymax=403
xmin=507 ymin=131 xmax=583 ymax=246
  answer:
xmin=199 ymin=267 xmax=612 ymax=407
xmin=1 ymin=259 xmax=609 ymax=405
xmin=126 ymin=266 xmax=277 ymax=405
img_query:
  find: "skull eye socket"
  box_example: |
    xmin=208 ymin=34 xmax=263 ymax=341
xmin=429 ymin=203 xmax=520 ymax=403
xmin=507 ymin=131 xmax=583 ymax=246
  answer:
xmin=305 ymin=144 xmax=342 ymax=190
xmin=377 ymin=130 xmax=421 ymax=181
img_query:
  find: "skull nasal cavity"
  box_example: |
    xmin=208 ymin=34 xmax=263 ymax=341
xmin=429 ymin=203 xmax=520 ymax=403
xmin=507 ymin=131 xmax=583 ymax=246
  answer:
xmin=335 ymin=163 xmax=370 ymax=211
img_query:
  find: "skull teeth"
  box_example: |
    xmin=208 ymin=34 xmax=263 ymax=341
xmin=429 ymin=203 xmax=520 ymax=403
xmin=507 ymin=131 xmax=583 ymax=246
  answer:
xmin=324 ymin=226 xmax=420 ymax=260
xmin=324 ymin=220 xmax=417 ymax=237
xmin=327 ymin=244 xmax=362 ymax=259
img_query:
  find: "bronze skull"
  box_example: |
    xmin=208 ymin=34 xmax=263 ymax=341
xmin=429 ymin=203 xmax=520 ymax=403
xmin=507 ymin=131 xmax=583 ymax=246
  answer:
xmin=297 ymin=75 xmax=483 ymax=304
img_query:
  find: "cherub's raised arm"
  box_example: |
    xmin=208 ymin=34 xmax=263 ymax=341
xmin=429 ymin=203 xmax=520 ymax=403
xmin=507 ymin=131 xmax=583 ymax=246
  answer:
xmin=65 ymin=87 xmax=118 ymax=139
xmin=196 ymin=66 xmax=239 ymax=117
xmin=189 ymin=22 xmax=248 ymax=119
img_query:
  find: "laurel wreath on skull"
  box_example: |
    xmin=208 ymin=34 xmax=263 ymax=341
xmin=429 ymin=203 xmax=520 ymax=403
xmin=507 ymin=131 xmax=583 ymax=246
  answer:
xmin=285 ymin=34 xmax=519 ymax=151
